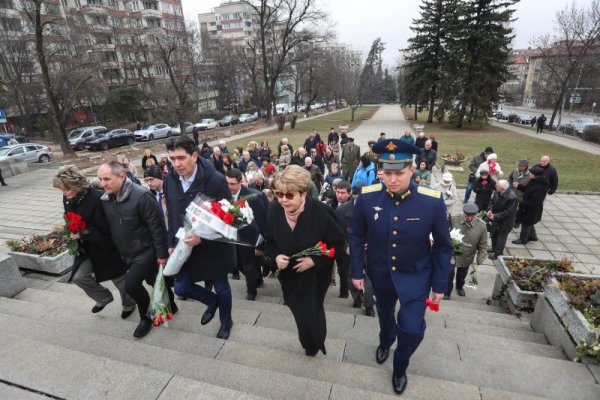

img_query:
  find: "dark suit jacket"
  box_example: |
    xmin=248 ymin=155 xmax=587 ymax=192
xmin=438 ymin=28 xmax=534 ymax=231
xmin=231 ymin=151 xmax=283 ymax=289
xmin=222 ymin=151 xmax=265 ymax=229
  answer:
xmin=236 ymin=185 xmax=269 ymax=267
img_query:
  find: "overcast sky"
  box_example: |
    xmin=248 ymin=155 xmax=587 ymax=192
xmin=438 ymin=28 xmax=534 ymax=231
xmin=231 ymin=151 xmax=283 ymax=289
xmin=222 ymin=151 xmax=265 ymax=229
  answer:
xmin=181 ymin=0 xmax=579 ymax=67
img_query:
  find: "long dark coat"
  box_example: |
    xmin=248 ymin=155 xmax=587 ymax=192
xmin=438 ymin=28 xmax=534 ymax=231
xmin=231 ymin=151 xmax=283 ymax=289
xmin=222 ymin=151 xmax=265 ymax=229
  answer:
xmin=64 ymin=188 xmax=128 ymax=283
xmin=236 ymin=185 xmax=269 ymax=267
xmin=473 ymin=177 xmax=496 ymax=213
xmin=264 ymin=198 xmax=345 ymax=353
xmin=517 ymin=177 xmax=548 ymax=225
xmin=489 ymin=189 xmax=518 ymax=234
xmin=165 ymin=156 xmax=236 ymax=282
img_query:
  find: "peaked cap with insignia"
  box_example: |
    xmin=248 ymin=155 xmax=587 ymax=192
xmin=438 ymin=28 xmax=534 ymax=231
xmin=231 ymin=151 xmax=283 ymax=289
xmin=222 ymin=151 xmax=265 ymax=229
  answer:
xmin=372 ymin=139 xmax=421 ymax=170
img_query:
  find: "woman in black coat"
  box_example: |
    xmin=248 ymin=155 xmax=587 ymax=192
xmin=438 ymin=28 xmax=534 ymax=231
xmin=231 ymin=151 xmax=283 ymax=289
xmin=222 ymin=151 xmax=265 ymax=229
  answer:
xmin=472 ymin=170 xmax=496 ymax=212
xmin=53 ymin=165 xmax=135 ymax=317
xmin=514 ymin=167 xmax=548 ymax=244
xmin=265 ymin=166 xmax=345 ymax=356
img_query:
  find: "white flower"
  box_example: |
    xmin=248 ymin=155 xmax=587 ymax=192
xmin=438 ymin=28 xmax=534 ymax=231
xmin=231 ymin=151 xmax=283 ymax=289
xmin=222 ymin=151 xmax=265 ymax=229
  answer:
xmin=219 ymin=199 xmax=232 ymax=212
xmin=449 ymin=228 xmax=464 ymax=243
xmin=240 ymin=204 xmax=254 ymax=224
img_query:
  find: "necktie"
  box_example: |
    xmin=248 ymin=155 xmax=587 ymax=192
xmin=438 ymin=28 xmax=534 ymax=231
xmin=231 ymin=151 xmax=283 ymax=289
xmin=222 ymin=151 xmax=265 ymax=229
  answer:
xmin=157 ymin=192 xmax=164 ymax=216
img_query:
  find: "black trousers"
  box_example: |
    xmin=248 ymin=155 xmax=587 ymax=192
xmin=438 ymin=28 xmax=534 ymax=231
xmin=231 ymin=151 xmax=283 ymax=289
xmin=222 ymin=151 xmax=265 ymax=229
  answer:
xmin=447 ymin=266 xmax=469 ymax=294
xmin=335 ymin=253 xmax=350 ymax=296
xmin=0 ymin=168 xmax=5 ymax=185
xmin=238 ymin=246 xmax=261 ymax=295
xmin=124 ymin=248 xmax=175 ymax=319
xmin=491 ymin=230 xmax=509 ymax=256
xmin=519 ymin=224 xmax=537 ymax=242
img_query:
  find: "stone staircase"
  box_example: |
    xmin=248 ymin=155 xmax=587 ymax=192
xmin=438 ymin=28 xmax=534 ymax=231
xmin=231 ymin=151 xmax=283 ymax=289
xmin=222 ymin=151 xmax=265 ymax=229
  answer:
xmin=1 ymin=266 xmax=599 ymax=400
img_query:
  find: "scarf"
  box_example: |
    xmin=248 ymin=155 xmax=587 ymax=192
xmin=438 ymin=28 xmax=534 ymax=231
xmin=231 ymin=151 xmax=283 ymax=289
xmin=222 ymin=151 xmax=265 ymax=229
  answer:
xmin=284 ymin=196 xmax=306 ymax=231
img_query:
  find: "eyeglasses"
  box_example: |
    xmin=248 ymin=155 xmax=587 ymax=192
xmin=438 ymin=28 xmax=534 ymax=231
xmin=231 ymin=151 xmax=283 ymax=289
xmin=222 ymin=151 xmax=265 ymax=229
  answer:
xmin=274 ymin=191 xmax=296 ymax=200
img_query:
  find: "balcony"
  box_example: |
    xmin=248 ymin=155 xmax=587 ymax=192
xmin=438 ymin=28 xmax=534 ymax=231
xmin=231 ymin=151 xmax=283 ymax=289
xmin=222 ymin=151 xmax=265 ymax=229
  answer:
xmin=80 ymin=4 xmax=109 ymax=16
xmin=140 ymin=8 xmax=161 ymax=18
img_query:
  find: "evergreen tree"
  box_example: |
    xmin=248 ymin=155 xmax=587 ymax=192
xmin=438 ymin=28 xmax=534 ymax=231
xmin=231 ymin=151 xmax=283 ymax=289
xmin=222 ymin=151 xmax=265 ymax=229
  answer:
xmin=359 ymin=38 xmax=385 ymax=103
xmin=402 ymin=0 xmax=462 ymax=123
xmin=451 ymin=0 xmax=518 ymax=127
xmin=381 ymin=69 xmax=397 ymax=102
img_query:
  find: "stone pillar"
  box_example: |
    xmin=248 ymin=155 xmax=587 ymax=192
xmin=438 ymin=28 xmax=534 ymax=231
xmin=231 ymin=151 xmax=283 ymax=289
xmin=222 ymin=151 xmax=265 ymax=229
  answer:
xmin=0 ymin=254 xmax=26 ymax=297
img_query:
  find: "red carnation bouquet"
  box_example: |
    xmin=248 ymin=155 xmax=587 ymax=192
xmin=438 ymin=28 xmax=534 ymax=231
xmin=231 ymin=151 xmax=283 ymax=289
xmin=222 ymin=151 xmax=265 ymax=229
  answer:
xmin=149 ymin=264 xmax=173 ymax=327
xmin=274 ymin=241 xmax=336 ymax=278
xmin=63 ymin=212 xmax=88 ymax=256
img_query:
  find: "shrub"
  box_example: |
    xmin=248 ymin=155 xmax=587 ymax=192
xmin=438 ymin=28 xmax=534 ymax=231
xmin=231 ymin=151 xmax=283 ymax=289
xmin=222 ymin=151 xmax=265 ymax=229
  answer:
xmin=507 ymin=113 xmax=518 ymax=123
xmin=583 ymin=124 xmax=600 ymax=144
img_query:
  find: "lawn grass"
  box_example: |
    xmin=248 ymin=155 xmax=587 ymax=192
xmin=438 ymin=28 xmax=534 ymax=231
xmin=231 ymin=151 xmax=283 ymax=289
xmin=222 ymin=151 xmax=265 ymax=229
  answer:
xmin=404 ymin=107 xmax=600 ymax=192
xmin=223 ymin=106 xmax=379 ymax=153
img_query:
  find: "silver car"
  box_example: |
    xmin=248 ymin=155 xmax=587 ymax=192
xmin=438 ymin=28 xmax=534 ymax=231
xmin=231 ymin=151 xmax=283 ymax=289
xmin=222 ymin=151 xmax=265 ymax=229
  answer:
xmin=134 ymin=124 xmax=173 ymax=141
xmin=0 ymin=143 xmax=54 ymax=163
xmin=68 ymin=126 xmax=107 ymax=150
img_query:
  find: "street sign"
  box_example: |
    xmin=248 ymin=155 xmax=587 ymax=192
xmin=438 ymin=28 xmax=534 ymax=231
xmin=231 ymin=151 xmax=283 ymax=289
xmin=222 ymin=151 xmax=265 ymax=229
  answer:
xmin=570 ymin=93 xmax=582 ymax=104
xmin=0 ymin=108 xmax=6 ymax=123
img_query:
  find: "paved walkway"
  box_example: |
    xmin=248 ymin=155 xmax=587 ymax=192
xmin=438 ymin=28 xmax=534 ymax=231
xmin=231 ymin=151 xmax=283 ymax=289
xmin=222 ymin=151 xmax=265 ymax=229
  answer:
xmin=1 ymin=105 xmax=598 ymax=274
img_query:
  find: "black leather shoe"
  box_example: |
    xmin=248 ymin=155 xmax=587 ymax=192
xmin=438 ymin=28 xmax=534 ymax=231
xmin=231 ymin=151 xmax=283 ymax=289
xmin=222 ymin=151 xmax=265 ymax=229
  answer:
xmin=91 ymin=298 xmax=113 ymax=313
xmin=456 ymin=288 xmax=466 ymax=297
xmin=246 ymin=292 xmax=256 ymax=301
xmin=133 ymin=318 xmax=152 ymax=338
xmin=216 ymin=320 xmax=233 ymax=339
xmin=512 ymin=239 xmax=526 ymax=245
xmin=488 ymin=254 xmax=498 ymax=260
xmin=338 ymin=293 xmax=349 ymax=299
xmin=528 ymin=236 xmax=538 ymax=242
xmin=201 ymin=301 xmax=219 ymax=325
xmin=376 ymin=345 xmax=390 ymax=364
xmin=365 ymin=307 xmax=375 ymax=317
xmin=443 ymin=294 xmax=450 ymax=300
xmin=392 ymin=373 xmax=408 ymax=395
xmin=353 ymin=294 xmax=363 ymax=308
xmin=487 ymin=249 xmax=495 ymax=253
xmin=121 ymin=307 xmax=136 ymax=319
xmin=305 ymin=348 xmax=318 ymax=357
xmin=171 ymin=303 xmax=179 ymax=314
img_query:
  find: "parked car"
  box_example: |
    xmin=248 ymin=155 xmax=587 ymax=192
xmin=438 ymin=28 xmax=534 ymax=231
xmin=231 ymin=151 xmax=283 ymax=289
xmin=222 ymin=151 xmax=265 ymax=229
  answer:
xmin=134 ymin=124 xmax=172 ymax=141
xmin=85 ymin=129 xmax=135 ymax=151
xmin=218 ymin=115 xmax=240 ymax=127
xmin=516 ymin=114 xmax=533 ymax=125
xmin=194 ymin=119 xmax=218 ymax=131
xmin=239 ymin=113 xmax=258 ymax=123
xmin=496 ymin=110 xmax=510 ymax=120
xmin=562 ymin=118 xmax=599 ymax=138
xmin=172 ymin=122 xmax=194 ymax=135
xmin=0 ymin=143 xmax=53 ymax=163
xmin=68 ymin=126 xmax=107 ymax=150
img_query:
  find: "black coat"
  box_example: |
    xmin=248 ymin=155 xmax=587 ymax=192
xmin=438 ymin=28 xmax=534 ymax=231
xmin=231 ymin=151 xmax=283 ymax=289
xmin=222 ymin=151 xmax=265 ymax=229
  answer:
xmin=533 ymin=163 xmax=558 ymax=194
xmin=236 ymin=185 xmax=269 ymax=267
xmin=517 ymin=177 xmax=548 ymax=225
xmin=264 ymin=198 xmax=345 ymax=352
xmin=489 ymin=189 xmax=518 ymax=234
xmin=473 ymin=177 xmax=496 ymax=213
xmin=64 ymin=189 xmax=128 ymax=283
xmin=165 ymin=156 xmax=236 ymax=282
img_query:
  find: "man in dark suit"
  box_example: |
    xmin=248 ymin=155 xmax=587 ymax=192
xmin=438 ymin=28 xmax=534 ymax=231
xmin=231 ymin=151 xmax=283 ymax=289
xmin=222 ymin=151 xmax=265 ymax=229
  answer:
xmin=164 ymin=136 xmax=236 ymax=340
xmin=211 ymin=146 xmax=224 ymax=174
xmin=335 ymin=182 xmax=375 ymax=316
xmin=348 ymin=139 xmax=452 ymax=395
xmin=225 ymin=168 xmax=269 ymax=300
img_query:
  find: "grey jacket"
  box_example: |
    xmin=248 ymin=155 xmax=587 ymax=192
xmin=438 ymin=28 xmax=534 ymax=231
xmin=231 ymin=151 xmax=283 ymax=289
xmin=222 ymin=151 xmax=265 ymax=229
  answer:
xmin=101 ymin=178 xmax=168 ymax=260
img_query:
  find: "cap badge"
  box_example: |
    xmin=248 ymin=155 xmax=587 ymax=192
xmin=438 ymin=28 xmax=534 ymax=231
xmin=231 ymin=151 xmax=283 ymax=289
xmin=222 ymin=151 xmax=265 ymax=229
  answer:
xmin=385 ymin=142 xmax=397 ymax=151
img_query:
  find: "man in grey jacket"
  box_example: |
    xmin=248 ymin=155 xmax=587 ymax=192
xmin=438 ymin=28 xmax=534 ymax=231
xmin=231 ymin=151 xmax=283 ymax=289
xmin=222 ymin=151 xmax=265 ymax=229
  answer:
xmin=98 ymin=161 xmax=176 ymax=338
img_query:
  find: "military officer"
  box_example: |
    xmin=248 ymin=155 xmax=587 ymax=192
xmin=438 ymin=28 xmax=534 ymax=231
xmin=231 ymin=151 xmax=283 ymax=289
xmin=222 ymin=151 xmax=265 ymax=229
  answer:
xmin=348 ymin=139 xmax=452 ymax=395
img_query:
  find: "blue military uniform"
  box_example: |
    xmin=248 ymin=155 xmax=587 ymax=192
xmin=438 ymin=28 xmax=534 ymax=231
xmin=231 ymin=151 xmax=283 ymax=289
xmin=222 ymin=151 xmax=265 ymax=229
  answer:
xmin=348 ymin=139 xmax=452 ymax=382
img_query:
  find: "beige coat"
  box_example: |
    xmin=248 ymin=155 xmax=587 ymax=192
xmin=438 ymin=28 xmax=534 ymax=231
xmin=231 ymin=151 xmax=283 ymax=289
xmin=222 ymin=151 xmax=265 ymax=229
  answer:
xmin=450 ymin=215 xmax=488 ymax=268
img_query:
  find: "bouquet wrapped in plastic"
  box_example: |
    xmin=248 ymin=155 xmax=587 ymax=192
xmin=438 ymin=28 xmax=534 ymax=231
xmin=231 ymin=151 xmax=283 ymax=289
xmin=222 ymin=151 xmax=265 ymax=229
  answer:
xmin=148 ymin=264 xmax=173 ymax=327
xmin=164 ymin=194 xmax=256 ymax=276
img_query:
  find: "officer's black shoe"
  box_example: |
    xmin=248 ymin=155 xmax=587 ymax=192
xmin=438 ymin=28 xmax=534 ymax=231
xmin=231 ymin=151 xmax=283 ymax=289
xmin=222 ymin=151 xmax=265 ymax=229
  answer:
xmin=91 ymin=298 xmax=113 ymax=313
xmin=392 ymin=373 xmax=408 ymax=395
xmin=528 ymin=236 xmax=538 ymax=242
xmin=512 ymin=239 xmax=527 ymax=245
xmin=121 ymin=307 xmax=136 ymax=319
xmin=201 ymin=300 xmax=219 ymax=325
xmin=457 ymin=288 xmax=466 ymax=297
xmin=338 ymin=292 xmax=349 ymax=299
xmin=171 ymin=303 xmax=179 ymax=314
xmin=231 ymin=273 xmax=240 ymax=280
xmin=216 ymin=320 xmax=233 ymax=340
xmin=376 ymin=345 xmax=390 ymax=364
xmin=305 ymin=348 xmax=319 ymax=357
xmin=488 ymin=254 xmax=498 ymax=260
xmin=246 ymin=292 xmax=256 ymax=301
xmin=365 ymin=307 xmax=375 ymax=317
xmin=352 ymin=295 xmax=363 ymax=308
xmin=133 ymin=318 xmax=152 ymax=338
xmin=443 ymin=294 xmax=450 ymax=300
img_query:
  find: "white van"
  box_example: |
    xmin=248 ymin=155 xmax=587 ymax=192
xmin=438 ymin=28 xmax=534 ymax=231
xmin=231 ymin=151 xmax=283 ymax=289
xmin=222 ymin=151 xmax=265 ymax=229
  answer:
xmin=275 ymin=104 xmax=291 ymax=115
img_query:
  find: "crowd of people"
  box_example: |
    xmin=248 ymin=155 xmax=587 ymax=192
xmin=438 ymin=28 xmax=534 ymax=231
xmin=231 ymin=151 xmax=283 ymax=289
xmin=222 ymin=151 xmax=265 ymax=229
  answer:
xmin=51 ymin=125 xmax=559 ymax=396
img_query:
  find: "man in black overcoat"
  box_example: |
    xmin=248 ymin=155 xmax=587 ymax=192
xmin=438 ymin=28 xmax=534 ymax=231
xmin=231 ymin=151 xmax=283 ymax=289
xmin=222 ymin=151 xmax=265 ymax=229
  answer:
xmin=164 ymin=136 xmax=236 ymax=340
xmin=512 ymin=167 xmax=548 ymax=245
xmin=225 ymin=168 xmax=268 ymax=300
xmin=487 ymin=180 xmax=518 ymax=260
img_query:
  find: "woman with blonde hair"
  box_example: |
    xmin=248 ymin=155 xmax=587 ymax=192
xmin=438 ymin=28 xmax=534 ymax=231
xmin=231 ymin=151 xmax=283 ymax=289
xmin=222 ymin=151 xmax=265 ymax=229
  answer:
xmin=53 ymin=165 xmax=136 ymax=318
xmin=264 ymin=165 xmax=345 ymax=356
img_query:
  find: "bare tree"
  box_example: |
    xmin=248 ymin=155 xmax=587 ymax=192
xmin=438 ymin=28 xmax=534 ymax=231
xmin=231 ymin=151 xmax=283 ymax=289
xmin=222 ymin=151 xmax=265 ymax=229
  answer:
xmin=531 ymin=0 xmax=600 ymax=129
xmin=247 ymin=0 xmax=330 ymax=121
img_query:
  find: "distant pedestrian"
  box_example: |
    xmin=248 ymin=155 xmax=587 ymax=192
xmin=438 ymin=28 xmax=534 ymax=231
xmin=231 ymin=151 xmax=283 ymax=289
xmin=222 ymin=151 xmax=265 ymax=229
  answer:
xmin=136 ymin=121 xmax=142 ymax=131
xmin=536 ymin=114 xmax=547 ymax=133
xmin=530 ymin=116 xmax=537 ymax=128
xmin=192 ymin=126 xmax=199 ymax=146
xmin=399 ymin=130 xmax=414 ymax=145
xmin=415 ymin=131 xmax=427 ymax=149
xmin=377 ymin=132 xmax=386 ymax=142
xmin=0 ymin=168 xmax=7 ymax=186
xmin=429 ymin=134 xmax=438 ymax=152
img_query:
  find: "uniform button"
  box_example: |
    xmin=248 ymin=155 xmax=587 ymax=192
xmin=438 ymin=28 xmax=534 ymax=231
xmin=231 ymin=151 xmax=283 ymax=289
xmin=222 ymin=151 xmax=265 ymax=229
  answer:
xmin=393 ymin=216 xmax=398 ymax=221
xmin=393 ymin=231 xmax=397 ymax=235
xmin=395 ymin=202 xmax=400 ymax=205
xmin=391 ymin=256 xmax=396 ymax=260
xmin=392 ymin=266 xmax=396 ymax=271
xmin=392 ymin=243 xmax=397 ymax=248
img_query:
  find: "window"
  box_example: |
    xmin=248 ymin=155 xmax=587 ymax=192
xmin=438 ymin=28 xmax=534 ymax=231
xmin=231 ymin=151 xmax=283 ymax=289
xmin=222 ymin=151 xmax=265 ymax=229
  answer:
xmin=60 ymin=0 xmax=68 ymax=7
xmin=75 ymin=0 xmax=81 ymax=6
xmin=143 ymin=2 xmax=157 ymax=10
xmin=26 ymin=146 xmax=38 ymax=152
xmin=233 ymin=13 xmax=241 ymax=19
xmin=131 ymin=1 xmax=139 ymax=11
xmin=146 ymin=18 xmax=160 ymax=28
xmin=94 ymin=15 xmax=108 ymax=25
xmin=245 ymin=21 xmax=251 ymax=27
xmin=108 ymin=0 xmax=118 ymax=8
xmin=9 ymin=147 xmax=24 ymax=155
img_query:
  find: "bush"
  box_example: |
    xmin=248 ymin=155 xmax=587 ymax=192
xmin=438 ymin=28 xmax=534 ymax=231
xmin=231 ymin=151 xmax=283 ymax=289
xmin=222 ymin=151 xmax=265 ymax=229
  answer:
xmin=584 ymin=125 xmax=600 ymax=144
xmin=276 ymin=114 xmax=286 ymax=131
xmin=508 ymin=113 xmax=518 ymax=123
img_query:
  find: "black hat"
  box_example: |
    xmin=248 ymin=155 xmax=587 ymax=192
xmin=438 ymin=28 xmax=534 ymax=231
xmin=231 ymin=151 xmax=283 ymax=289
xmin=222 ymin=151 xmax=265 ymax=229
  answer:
xmin=463 ymin=203 xmax=479 ymax=215
xmin=518 ymin=159 xmax=529 ymax=166
xmin=484 ymin=147 xmax=494 ymax=154
xmin=372 ymin=139 xmax=420 ymax=170
xmin=144 ymin=165 xmax=163 ymax=180
xmin=352 ymin=182 xmax=366 ymax=195
xmin=347 ymin=137 xmax=355 ymax=142
xmin=529 ymin=166 xmax=544 ymax=176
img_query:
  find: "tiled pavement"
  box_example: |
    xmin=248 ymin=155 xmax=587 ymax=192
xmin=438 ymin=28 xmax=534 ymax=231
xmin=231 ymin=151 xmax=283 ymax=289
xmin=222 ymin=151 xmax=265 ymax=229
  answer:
xmin=1 ymin=105 xmax=598 ymax=274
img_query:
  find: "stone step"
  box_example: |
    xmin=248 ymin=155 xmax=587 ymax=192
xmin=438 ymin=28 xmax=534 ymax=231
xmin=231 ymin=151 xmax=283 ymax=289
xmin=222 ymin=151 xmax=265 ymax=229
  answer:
xmin=0 ymin=381 xmax=50 ymax=400
xmin=0 ymin=308 xmax=485 ymax=400
xmin=0 ymin=332 xmax=263 ymax=400
xmin=37 ymin=278 xmax=529 ymax=331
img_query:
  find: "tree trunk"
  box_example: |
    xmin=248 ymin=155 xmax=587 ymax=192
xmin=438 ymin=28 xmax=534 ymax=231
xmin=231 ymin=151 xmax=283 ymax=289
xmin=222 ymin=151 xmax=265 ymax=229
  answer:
xmin=414 ymin=103 xmax=418 ymax=120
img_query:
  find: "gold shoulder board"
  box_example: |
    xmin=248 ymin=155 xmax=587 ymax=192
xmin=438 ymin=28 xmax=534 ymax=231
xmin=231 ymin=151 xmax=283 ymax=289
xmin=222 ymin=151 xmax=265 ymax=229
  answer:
xmin=361 ymin=183 xmax=383 ymax=194
xmin=417 ymin=186 xmax=441 ymax=198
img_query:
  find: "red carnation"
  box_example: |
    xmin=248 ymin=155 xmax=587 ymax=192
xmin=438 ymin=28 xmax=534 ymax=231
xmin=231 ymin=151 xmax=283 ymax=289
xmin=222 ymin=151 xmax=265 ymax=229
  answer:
xmin=425 ymin=298 xmax=440 ymax=312
xmin=481 ymin=180 xmax=488 ymax=185
xmin=65 ymin=212 xmax=77 ymax=220
xmin=67 ymin=221 xmax=80 ymax=232
xmin=223 ymin=213 xmax=234 ymax=224
xmin=326 ymin=248 xmax=335 ymax=258
xmin=238 ymin=200 xmax=246 ymax=207
xmin=77 ymin=220 xmax=87 ymax=231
